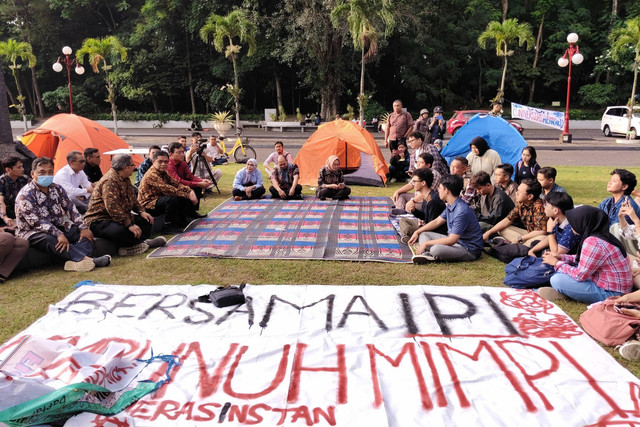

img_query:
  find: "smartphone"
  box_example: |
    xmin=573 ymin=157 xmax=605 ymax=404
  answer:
xmin=615 ymin=303 xmax=640 ymax=313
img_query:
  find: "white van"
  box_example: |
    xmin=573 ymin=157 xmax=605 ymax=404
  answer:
xmin=601 ymin=106 xmax=640 ymax=139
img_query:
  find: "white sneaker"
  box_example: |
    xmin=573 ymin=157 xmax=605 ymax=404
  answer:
xmin=619 ymin=340 xmax=640 ymax=361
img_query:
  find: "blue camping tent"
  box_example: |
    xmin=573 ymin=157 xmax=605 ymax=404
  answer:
xmin=440 ymin=114 xmax=527 ymax=170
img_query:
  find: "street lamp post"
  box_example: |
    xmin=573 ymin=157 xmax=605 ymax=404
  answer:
xmin=52 ymin=46 xmax=84 ymax=114
xmin=557 ymin=33 xmax=584 ymax=144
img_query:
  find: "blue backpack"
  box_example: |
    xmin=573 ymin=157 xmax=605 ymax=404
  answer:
xmin=504 ymin=255 xmax=556 ymax=289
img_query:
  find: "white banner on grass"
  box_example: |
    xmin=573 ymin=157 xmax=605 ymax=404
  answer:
xmin=1 ymin=284 xmax=639 ymax=426
xmin=512 ymin=102 xmax=565 ymax=130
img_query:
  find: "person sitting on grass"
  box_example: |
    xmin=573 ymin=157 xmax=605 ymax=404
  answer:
xmin=269 ymin=155 xmax=302 ymax=200
xmin=387 ymin=142 xmax=410 ymax=183
xmin=599 ymin=168 xmax=640 ymax=256
xmin=53 ymin=150 xmax=93 ymax=214
xmin=514 ymin=146 xmax=540 ymax=185
xmin=138 ymin=150 xmax=201 ymax=233
xmin=83 ymin=148 xmax=103 ymax=184
xmin=494 ymin=163 xmax=518 ymax=202
xmin=167 ymin=142 xmax=212 ymax=211
xmin=408 ymin=174 xmax=484 ymax=263
xmin=393 ymin=153 xmax=440 ymax=212
xmin=398 ymin=168 xmax=446 ymax=244
xmin=0 ymin=156 xmax=29 ymax=226
xmin=84 ymin=154 xmax=166 ymax=256
xmin=466 ymin=136 xmax=501 ymax=178
xmin=470 ymin=171 xmax=514 ymax=231
xmin=264 ymin=141 xmax=293 ymax=175
xmin=450 ymin=156 xmax=478 ymax=208
xmin=406 ymin=131 xmax=448 ymax=179
xmin=317 ymin=155 xmax=351 ymax=200
xmin=482 ymin=178 xmax=548 ymax=246
xmin=537 ymin=166 xmax=566 ymax=200
xmin=232 ymin=158 xmax=265 ymax=201
xmin=0 ymin=226 xmax=28 ymax=283
xmin=135 ymin=145 xmax=160 ymax=189
xmin=15 ymin=157 xmax=111 ymax=272
xmin=540 ymin=205 xmax=632 ymax=303
xmin=527 ymin=191 xmax=580 ymax=257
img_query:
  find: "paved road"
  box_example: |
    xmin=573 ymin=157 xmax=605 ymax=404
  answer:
xmin=15 ymin=125 xmax=640 ymax=167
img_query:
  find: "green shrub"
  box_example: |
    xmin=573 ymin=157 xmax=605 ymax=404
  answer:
xmin=578 ymin=84 xmax=617 ymax=107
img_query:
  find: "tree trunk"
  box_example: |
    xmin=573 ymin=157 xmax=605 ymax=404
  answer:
xmin=359 ymin=45 xmax=365 ymax=123
xmin=185 ymin=32 xmax=196 ymax=115
xmin=274 ymin=71 xmax=282 ymax=108
xmin=477 ymin=58 xmax=483 ymax=105
xmin=106 ymin=77 xmax=118 ymax=134
xmin=611 ymin=0 xmax=618 ymax=21
xmin=232 ymin=55 xmax=240 ymax=132
xmin=0 ymin=58 xmax=13 ymax=145
xmin=528 ymin=15 xmax=544 ymax=104
xmin=627 ymin=53 xmax=638 ymax=140
xmin=22 ymin=74 xmax=35 ymax=118
xmin=502 ymin=0 xmax=508 ymax=21
xmin=30 ymin=68 xmax=44 ymax=118
xmin=5 ymin=84 xmax=17 ymax=106
xmin=499 ymin=52 xmax=507 ymax=101
xmin=11 ymin=69 xmax=27 ymax=132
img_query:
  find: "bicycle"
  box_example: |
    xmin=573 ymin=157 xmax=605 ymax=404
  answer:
xmin=219 ymin=129 xmax=256 ymax=163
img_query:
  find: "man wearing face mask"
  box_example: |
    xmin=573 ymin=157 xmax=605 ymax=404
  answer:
xmin=15 ymin=157 xmax=111 ymax=272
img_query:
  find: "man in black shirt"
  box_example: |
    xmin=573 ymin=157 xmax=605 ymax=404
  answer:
xmin=83 ymin=148 xmax=103 ymax=183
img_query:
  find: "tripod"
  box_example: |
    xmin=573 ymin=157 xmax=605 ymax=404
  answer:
xmin=191 ymin=150 xmax=221 ymax=194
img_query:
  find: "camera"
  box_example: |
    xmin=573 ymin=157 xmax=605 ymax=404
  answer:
xmin=195 ymin=140 xmax=207 ymax=154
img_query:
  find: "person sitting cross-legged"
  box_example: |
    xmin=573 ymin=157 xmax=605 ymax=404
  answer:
xmin=317 ymin=155 xmax=351 ymax=200
xmin=482 ymin=178 xmax=548 ymax=246
xmin=393 ymin=153 xmax=441 ymax=212
xmin=398 ymin=168 xmax=446 ymax=244
xmin=232 ymin=158 xmax=266 ymax=201
xmin=16 ymin=157 xmax=111 ymax=272
xmin=83 ymin=148 xmax=103 ymax=184
xmin=408 ymin=174 xmax=484 ymax=263
xmin=167 ymin=142 xmax=212 ymax=211
xmin=269 ymin=155 xmax=303 ymax=200
xmin=84 ymin=154 xmax=166 ymax=256
xmin=540 ymin=205 xmax=632 ymax=304
xmin=138 ymin=150 xmax=201 ymax=233
xmin=527 ymin=191 xmax=580 ymax=257
xmin=53 ymin=150 xmax=93 ymax=214
xmin=599 ymin=168 xmax=640 ymax=256
xmin=537 ymin=166 xmax=566 ymax=201
xmin=135 ymin=145 xmax=160 ymax=189
xmin=0 ymin=156 xmax=29 ymax=226
xmin=494 ymin=163 xmax=518 ymax=202
xmin=470 ymin=171 xmax=514 ymax=231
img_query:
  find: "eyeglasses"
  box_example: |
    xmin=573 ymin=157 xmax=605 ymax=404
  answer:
xmin=411 ymin=179 xmax=423 ymax=184
xmin=74 ymin=159 xmax=86 ymax=163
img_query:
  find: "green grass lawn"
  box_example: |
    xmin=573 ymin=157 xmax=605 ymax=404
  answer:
xmin=1 ymin=164 xmax=640 ymax=375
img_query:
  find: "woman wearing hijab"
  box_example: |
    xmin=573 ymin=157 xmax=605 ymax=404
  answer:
xmin=317 ymin=155 xmax=351 ymax=200
xmin=466 ymin=136 xmax=502 ymax=177
xmin=540 ymin=205 xmax=632 ymax=303
xmin=232 ymin=158 xmax=265 ymax=200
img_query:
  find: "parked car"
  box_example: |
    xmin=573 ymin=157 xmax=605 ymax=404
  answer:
xmin=447 ymin=110 xmax=524 ymax=136
xmin=601 ymin=106 xmax=640 ymax=139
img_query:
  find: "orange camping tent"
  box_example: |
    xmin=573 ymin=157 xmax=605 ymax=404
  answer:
xmin=21 ymin=114 xmax=142 ymax=174
xmin=295 ymin=120 xmax=389 ymax=187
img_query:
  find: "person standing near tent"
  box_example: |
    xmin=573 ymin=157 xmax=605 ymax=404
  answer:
xmin=15 ymin=157 xmax=111 ymax=272
xmin=53 ymin=151 xmax=93 ymax=214
xmin=414 ymin=109 xmax=429 ymax=133
xmin=316 ymin=155 xmax=351 ymax=200
xmin=489 ymin=100 xmax=503 ymax=117
xmin=269 ymin=155 xmax=303 ymax=200
xmin=83 ymin=148 xmax=103 ymax=183
xmin=264 ymin=141 xmax=293 ymax=175
xmin=384 ymin=100 xmax=413 ymax=154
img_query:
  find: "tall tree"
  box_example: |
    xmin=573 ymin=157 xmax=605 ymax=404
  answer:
xmin=0 ymin=39 xmax=36 ymax=131
xmin=331 ymin=0 xmax=395 ymax=123
xmin=478 ymin=18 xmax=534 ymax=101
xmin=200 ymin=9 xmax=257 ymax=132
xmin=609 ymin=16 xmax=640 ymax=140
xmin=76 ymin=36 xmax=128 ymax=134
xmin=0 ymin=57 xmax=13 ymax=145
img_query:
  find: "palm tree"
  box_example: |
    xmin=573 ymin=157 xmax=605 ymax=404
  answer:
xmin=478 ymin=18 xmax=534 ymax=101
xmin=76 ymin=36 xmax=127 ymax=134
xmin=331 ymin=0 xmax=395 ymax=124
xmin=610 ymin=16 xmax=640 ymax=140
xmin=200 ymin=10 xmax=257 ymax=132
xmin=0 ymin=39 xmax=36 ymax=131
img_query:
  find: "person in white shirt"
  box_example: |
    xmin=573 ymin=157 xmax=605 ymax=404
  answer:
xmin=264 ymin=141 xmax=293 ymax=175
xmin=53 ymin=151 xmax=93 ymax=214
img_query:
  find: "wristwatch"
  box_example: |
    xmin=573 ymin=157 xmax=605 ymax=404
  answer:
xmin=517 ymin=236 xmax=523 ymax=243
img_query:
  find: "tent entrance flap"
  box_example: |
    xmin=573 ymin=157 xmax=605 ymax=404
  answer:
xmin=335 ymin=138 xmax=360 ymax=171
